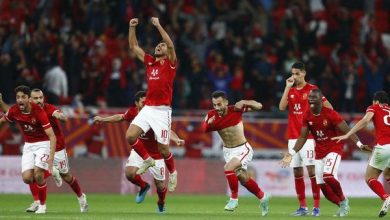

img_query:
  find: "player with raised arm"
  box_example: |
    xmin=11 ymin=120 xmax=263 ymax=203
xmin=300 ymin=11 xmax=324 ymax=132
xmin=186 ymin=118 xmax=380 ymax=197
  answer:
xmin=332 ymin=91 xmax=390 ymax=217
xmin=202 ymin=91 xmax=270 ymax=216
xmin=279 ymin=61 xmax=333 ymax=216
xmin=0 ymin=89 xmax=88 ymax=213
xmin=0 ymin=85 xmax=56 ymax=214
xmin=280 ymin=89 xmax=369 ymax=217
xmin=93 ymin=91 xmax=184 ymax=213
xmin=127 ymin=17 xmax=178 ymax=192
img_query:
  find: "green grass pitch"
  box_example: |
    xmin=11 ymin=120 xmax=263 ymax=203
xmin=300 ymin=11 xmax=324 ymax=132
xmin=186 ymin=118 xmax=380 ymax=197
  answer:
xmin=0 ymin=194 xmax=384 ymax=220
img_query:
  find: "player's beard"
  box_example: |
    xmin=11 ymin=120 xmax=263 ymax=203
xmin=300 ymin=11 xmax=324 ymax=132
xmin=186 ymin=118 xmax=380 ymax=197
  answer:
xmin=154 ymin=53 xmax=164 ymax=58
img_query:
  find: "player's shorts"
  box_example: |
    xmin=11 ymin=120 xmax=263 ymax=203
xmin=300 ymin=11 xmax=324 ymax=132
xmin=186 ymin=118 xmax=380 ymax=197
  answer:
xmin=288 ymin=139 xmax=315 ymax=168
xmin=126 ymin=149 xmax=166 ymax=181
xmin=368 ymin=144 xmax=390 ymax=171
xmin=54 ymin=149 xmax=70 ymax=174
xmin=131 ymin=105 xmax=172 ymax=145
xmin=315 ymin=152 xmax=341 ymax=184
xmin=21 ymin=141 xmax=50 ymax=173
xmin=223 ymin=142 xmax=253 ymax=170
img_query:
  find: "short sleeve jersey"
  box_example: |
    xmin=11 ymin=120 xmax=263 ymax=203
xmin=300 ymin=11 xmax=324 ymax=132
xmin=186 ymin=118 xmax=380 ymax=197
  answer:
xmin=123 ymin=107 xmax=162 ymax=159
xmin=366 ymin=104 xmax=390 ymax=145
xmin=4 ymin=102 xmax=52 ymax=143
xmin=43 ymin=104 xmax=65 ymax=151
xmin=144 ymin=54 xmax=176 ymax=106
xmin=287 ymin=83 xmax=327 ymax=139
xmin=302 ymin=107 xmax=344 ymax=159
xmin=204 ymin=106 xmax=246 ymax=132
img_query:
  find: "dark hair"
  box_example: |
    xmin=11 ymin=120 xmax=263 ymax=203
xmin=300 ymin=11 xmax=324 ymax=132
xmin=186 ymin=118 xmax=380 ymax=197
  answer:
xmin=31 ymin=88 xmax=43 ymax=93
xmin=373 ymin=91 xmax=389 ymax=104
xmin=310 ymin=88 xmax=323 ymax=96
xmin=211 ymin=90 xmax=227 ymax=99
xmin=291 ymin=61 xmax=306 ymax=71
xmin=14 ymin=85 xmax=31 ymax=97
xmin=134 ymin=91 xmax=146 ymax=102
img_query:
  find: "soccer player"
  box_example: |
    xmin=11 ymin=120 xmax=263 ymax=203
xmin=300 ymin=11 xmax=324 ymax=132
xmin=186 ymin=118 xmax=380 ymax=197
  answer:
xmin=127 ymin=17 xmax=178 ymax=192
xmin=202 ymin=91 xmax=270 ymax=216
xmin=0 ymin=89 xmax=88 ymax=213
xmin=279 ymin=61 xmax=333 ymax=216
xmin=0 ymin=85 xmax=56 ymax=214
xmin=93 ymin=91 xmax=184 ymax=213
xmin=280 ymin=89 xmax=368 ymax=217
xmin=332 ymin=91 xmax=390 ymax=217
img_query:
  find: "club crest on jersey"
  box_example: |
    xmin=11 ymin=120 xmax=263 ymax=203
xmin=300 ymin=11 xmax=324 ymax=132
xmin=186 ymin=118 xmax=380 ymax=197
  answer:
xmin=303 ymin=93 xmax=307 ymax=100
xmin=31 ymin=118 xmax=36 ymax=124
xmin=160 ymin=60 xmax=165 ymax=65
xmin=323 ymin=119 xmax=328 ymax=126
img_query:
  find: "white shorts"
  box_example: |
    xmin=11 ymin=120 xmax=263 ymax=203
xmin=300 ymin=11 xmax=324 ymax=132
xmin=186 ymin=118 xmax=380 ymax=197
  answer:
xmin=288 ymin=139 xmax=315 ymax=168
xmin=369 ymin=144 xmax=390 ymax=171
xmin=315 ymin=152 xmax=341 ymax=184
xmin=125 ymin=150 xmax=166 ymax=181
xmin=223 ymin=142 xmax=253 ymax=170
xmin=131 ymin=105 xmax=172 ymax=145
xmin=21 ymin=141 xmax=50 ymax=173
xmin=54 ymin=149 xmax=70 ymax=174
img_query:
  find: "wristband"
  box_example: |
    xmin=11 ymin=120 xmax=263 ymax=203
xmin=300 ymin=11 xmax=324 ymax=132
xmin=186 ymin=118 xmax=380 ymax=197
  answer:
xmin=357 ymin=141 xmax=363 ymax=148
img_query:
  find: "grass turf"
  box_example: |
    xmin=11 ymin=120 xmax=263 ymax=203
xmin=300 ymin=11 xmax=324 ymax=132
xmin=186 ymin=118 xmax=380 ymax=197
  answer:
xmin=0 ymin=194 xmax=384 ymax=220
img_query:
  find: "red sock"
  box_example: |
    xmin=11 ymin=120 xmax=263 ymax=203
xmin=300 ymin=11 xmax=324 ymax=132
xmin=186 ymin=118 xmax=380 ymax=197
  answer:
xmin=319 ymin=183 xmax=340 ymax=205
xmin=243 ymin=178 xmax=264 ymax=199
xmin=36 ymin=183 xmax=47 ymax=205
xmin=323 ymin=174 xmax=345 ymax=201
xmin=130 ymin=174 xmax=146 ymax=189
xmin=164 ymin=152 xmax=176 ymax=174
xmin=310 ymin=176 xmax=320 ymax=208
xmin=67 ymin=177 xmax=83 ymax=197
xmin=157 ymin=187 xmax=167 ymax=204
xmin=368 ymin=178 xmax=389 ymax=200
xmin=295 ymin=176 xmax=307 ymax=207
xmin=224 ymin=170 xmax=238 ymax=199
xmin=131 ymin=139 xmax=150 ymax=160
xmin=29 ymin=183 xmax=39 ymax=201
xmin=44 ymin=170 xmax=51 ymax=179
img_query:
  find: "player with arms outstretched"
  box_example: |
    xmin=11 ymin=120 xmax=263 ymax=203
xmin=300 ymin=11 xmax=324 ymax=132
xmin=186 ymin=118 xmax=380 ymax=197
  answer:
xmin=203 ymin=91 xmax=270 ymax=216
xmin=127 ymin=17 xmax=178 ymax=192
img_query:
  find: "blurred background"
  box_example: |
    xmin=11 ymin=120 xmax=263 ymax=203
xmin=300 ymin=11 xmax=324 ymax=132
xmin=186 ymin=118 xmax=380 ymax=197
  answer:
xmin=0 ymin=0 xmax=390 ymax=195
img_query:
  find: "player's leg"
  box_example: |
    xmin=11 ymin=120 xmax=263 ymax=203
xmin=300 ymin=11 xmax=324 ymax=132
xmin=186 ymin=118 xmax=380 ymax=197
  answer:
xmin=126 ymin=150 xmax=150 ymax=203
xmin=150 ymin=159 xmax=166 ymax=213
xmin=380 ymin=167 xmax=390 ymax=217
xmin=22 ymin=145 xmax=39 ymax=212
xmin=316 ymin=159 xmax=340 ymax=206
xmin=223 ymin=156 xmax=240 ymax=211
xmin=289 ymin=139 xmax=308 ymax=216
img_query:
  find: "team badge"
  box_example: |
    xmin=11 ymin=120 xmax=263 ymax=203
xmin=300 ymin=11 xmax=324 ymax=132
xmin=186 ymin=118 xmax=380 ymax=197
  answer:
xmin=303 ymin=93 xmax=307 ymax=100
xmin=323 ymin=119 xmax=328 ymax=126
xmin=31 ymin=118 xmax=36 ymax=124
xmin=160 ymin=60 xmax=165 ymax=65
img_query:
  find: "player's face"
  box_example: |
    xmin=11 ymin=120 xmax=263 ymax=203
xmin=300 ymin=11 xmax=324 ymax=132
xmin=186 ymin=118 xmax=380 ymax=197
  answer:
xmin=212 ymin=97 xmax=228 ymax=116
xmin=154 ymin=42 xmax=167 ymax=57
xmin=16 ymin=92 xmax=30 ymax=111
xmin=135 ymin=97 xmax=146 ymax=110
xmin=308 ymin=91 xmax=322 ymax=110
xmin=291 ymin=68 xmax=305 ymax=85
xmin=30 ymin=91 xmax=45 ymax=108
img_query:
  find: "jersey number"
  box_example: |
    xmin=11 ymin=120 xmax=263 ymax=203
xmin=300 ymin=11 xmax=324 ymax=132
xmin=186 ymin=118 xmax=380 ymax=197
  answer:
xmin=161 ymin=130 xmax=168 ymax=139
xmin=383 ymin=109 xmax=390 ymax=126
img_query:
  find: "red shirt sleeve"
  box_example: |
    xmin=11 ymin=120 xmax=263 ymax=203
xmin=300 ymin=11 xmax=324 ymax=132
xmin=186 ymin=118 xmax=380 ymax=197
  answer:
xmin=366 ymin=105 xmax=375 ymax=113
xmin=45 ymin=104 xmax=59 ymax=117
xmin=330 ymin=109 xmax=344 ymax=125
xmin=122 ymin=108 xmax=136 ymax=122
xmin=36 ymin=107 xmax=52 ymax=130
xmin=4 ymin=106 xmax=15 ymax=122
xmin=202 ymin=112 xmax=215 ymax=133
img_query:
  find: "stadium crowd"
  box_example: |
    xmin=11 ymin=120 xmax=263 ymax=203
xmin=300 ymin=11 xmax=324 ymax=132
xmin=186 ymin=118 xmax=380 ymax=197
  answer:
xmin=0 ymin=0 xmax=389 ymax=112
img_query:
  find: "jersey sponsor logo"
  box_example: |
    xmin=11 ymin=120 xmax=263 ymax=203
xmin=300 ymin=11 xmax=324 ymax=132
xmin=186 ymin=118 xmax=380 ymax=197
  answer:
xmin=293 ymin=103 xmax=301 ymax=112
xmin=23 ymin=124 xmax=34 ymax=132
xmin=316 ymin=130 xmax=325 ymax=138
xmin=150 ymin=68 xmax=160 ymax=80
xmin=151 ymin=69 xmax=159 ymax=76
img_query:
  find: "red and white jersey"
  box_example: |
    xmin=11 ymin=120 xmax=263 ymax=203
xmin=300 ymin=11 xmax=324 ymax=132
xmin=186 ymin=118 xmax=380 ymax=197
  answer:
xmin=144 ymin=54 xmax=176 ymax=106
xmin=203 ymin=105 xmax=247 ymax=132
xmin=287 ymin=83 xmax=327 ymax=139
xmin=302 ymin=107 xmax=344 ymax=159
xmin=4 ymin=102 xmax=52 ymax=143
xmin=367 ymin=104 xmax=390 ymax=145
xmin=122 ymin=107 xmax=162 ymax=159
xmin=43 ymin=104 xmax=65 ymax=151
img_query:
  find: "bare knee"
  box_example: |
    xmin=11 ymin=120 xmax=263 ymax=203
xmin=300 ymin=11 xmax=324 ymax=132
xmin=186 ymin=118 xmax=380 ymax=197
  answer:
xmin=158 ymin=144 xmax=170 ymax=157
xmin=293 ymin=167 xmax=304 ymax=177
xmin=34 ymin=172 xmax=45 ymax=185
xmin=154 ymin=180 xmax=165 ymax=191
xmin=22 ymin=177 xmax=34 ymax=184
xmin=61 ymin=172 xmax=73 ymax=183
xmin=125 ymin=167 xmax=137 ymax=181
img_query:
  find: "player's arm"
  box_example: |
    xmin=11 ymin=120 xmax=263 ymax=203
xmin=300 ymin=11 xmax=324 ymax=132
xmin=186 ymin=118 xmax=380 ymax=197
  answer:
xmin=333 ymin=118 xmax=372 ymax=151
xmin=44 ymin=127 xmax=57 ymax=172
xmin=128 ymin=18 xmax=145 ymax=62
xmin=332 ymin=112 xmax=374 ymax=142
xmin=151 ymin=17 xmax=177 ymax=62
xmin=0 ymin=116 xmax=8 ymax=126
xmin=170 ymin=130 xmax=185 ymax=146
xmin=234 ymin=100 xmax=263 ymax=112
xmin=279 ymin=76 xmax=294 ymax=111
xmin=52 ymin=111 xmax=68 ymax=122
xmin=0 ymin=93 xmax=10 ymax=112
xmin=201 ymin=114 xmax=216 ymax=132
xmin=280 ymin=127 xmax=309 ymax=168
xmin=93 ymin=114 xmax=124 ymax=123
